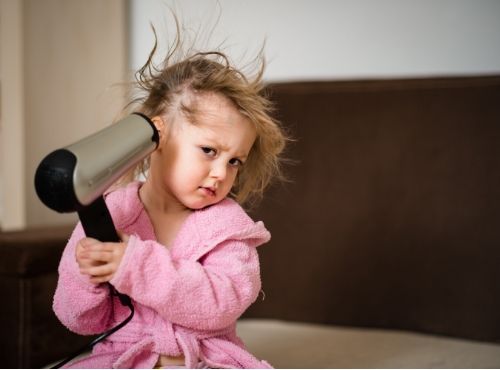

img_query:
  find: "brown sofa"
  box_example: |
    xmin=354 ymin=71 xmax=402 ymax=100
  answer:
xmin=1 ymin=76 xmax=500 ymax=368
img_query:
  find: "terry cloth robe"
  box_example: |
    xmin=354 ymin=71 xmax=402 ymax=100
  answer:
xmin=53 ymin=181 xmax=272 ymax=369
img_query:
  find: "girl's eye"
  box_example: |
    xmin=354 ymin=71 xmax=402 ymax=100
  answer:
xmin=229 ymin=158 xmax=243 ymax=167
xmin=201 ymin=147 xmax=216 ymax=157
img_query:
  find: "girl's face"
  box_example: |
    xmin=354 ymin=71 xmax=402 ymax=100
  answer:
xmin=149 ymin=92 xmax=256 ymax=211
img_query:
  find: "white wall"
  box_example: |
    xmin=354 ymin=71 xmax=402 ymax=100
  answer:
xmin=129 ymin=0 xmax=500 ymax=82
xmin=0 ymin=0 xmax=26 ymax=230
xmin=0 ymin=0 xmax=127 ymax=230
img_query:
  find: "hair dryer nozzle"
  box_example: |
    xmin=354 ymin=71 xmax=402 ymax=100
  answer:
xmin=35 ymin=149 xmax=80 ymax=212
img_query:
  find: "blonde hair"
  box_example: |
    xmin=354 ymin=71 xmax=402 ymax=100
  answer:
xmin=121 ymin=24 xmax=288 ymax=208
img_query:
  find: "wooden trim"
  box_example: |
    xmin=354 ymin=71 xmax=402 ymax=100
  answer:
xmin=0 ymin=0 xmax=26 ymax=230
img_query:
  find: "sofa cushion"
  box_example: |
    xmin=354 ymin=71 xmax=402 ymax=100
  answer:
xmin=0 ymin=225 xmax=73 ymax=276
xmin=237 ymin=319 xmax=500 ymax=368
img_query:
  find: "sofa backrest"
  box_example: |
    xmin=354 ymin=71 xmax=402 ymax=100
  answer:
xmin=246 ymin=76 xmax=500 ymax=342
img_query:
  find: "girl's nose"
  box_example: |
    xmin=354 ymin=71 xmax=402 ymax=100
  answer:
xmin=210 ymin=162 xmax=227 ymax=181
xmin=210 ymin=161 xmax=227 ymax=181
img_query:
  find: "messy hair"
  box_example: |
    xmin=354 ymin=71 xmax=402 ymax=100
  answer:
xmin=121 ymin=20 xmax=288 ymax=208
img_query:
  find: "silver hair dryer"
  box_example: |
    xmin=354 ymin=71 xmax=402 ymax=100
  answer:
xmin=35 ymin=113 xmax=159 ymax=241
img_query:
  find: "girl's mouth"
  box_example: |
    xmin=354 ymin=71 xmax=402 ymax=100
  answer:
xmin=200 ymin=187 xmax=216 ymax=197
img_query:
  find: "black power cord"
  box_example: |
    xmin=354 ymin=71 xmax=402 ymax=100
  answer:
xmin=51 ymin=285 xmax=134 ymax=369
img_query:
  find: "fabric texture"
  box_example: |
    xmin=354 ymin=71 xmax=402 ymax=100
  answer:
xmin=52 ymin=181 xmax=272 ymax=369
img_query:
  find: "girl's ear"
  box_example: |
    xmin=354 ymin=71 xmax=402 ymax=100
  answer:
xmin=151 ymin=116 xmax=167 ymax=145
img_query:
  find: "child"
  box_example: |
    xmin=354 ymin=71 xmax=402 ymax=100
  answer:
xmin=52 ymin=24 xmax=287 ymax=369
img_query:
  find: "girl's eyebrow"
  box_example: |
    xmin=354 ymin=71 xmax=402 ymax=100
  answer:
xmin=200 ymin=133 xmax=226 ymax=150
xmin=232 ymin=152 xmax=250 ymax=161
xmin=200 ymin=134 xmax=249 ymax=159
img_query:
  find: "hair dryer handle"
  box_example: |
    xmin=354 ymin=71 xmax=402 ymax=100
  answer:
xmin=78 ymin=196 xmax=120 ymax=242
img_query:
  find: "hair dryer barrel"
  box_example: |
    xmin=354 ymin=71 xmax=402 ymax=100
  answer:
xmin=35 ymin=113 xmax=158 ymax=213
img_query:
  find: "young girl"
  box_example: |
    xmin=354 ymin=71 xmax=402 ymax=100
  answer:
xmin=52 ymin=26 xmax=287 ymax=369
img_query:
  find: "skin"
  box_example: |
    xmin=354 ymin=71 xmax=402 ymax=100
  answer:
xmin=76 ymin=92 xmax=257 ymax=285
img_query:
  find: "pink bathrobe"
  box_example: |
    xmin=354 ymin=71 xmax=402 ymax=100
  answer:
xmin=53 ymin=181 xmax=272 ymax=368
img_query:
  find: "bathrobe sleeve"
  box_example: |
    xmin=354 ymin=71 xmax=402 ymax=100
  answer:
xmin=109 ymin=201 xmax=270 ymax=332
xmin=52 ymin=223 xmax=126 ymax=335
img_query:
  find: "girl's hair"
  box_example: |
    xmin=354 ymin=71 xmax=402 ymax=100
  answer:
xmin=120 ymin=22 xmax=288 ymax=208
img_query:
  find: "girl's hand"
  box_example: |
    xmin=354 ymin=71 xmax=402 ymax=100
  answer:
xmin=75 ymin=231 xmax=129 ymax=284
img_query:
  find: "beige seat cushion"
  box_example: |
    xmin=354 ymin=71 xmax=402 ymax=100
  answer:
xmin=237 ymin=319 xmax=500 ymax=368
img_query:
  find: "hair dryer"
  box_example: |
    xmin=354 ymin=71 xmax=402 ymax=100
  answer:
xmin=34 ymin=112 xmax=158 ymax=368
xmin=35 ymin=112 xmax=159 ymax=242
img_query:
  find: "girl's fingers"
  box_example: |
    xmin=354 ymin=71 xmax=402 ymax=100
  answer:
xmin=77 ymin=240 xmax=126 ymax=284
xmin=84 ymin=250 xmax=114 ymax=262
xmin=88 ymin=274 xmax=114 ymax=284
xmin=80 ymin=243 xmax=123 ymax=261
xmin=86 ymin=242 xmax=116 ymax=252
xmin=77 ymin=258 xmax=97 ymax=269
xmin=80 ymin=263 xmax=115 ymax=277
xmin=78 ymin=237 xmax=100 ymax=248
